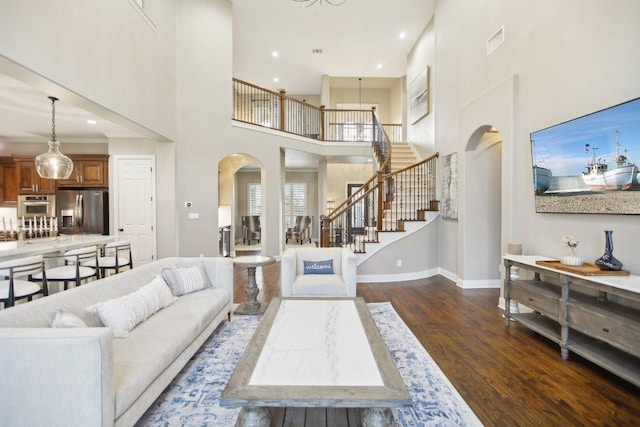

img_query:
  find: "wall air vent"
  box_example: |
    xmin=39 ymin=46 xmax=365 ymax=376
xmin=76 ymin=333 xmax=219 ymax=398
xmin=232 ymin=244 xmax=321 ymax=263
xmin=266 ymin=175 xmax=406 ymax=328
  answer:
xmin=486 ymin=26 xmax=504 ymax=55
xmin=312 ymin=49 xmax=323 ymax=54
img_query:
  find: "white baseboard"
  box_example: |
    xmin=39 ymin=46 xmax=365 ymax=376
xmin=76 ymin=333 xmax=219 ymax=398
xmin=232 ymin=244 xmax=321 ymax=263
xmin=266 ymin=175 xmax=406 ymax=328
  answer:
xmin=357 ymin=269 xmax=502 ymax=288
xmin=357 ymin=268 xmax=440 ymax=283
xmin=438 ymin=267 xmax=458 ymax=283
xmin=456 ymin=278 xmax=502 ymax=289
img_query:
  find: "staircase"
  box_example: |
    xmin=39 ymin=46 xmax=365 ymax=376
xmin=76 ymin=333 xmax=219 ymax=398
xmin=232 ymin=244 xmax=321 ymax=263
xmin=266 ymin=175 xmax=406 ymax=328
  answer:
xmin=382 ymin=142 xmax=422 ymax=227
xmin=333 ymin=143 xmax=438 ymax=255
xmin=230 ymin=77 xmax=439 ymax=256
xmin=353 ymin=142 xmax=429 ymax=254
xmin=389 ymin=141 xmax=418 ymax=172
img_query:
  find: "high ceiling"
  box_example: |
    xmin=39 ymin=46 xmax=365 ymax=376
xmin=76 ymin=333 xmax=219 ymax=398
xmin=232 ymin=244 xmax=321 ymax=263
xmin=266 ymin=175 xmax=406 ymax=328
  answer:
xmin=232 ymin=0 xmax=434 ymax=94
xmin=0 ymin=0 xmax=433 ymax=145
xmin=0 ymin=74 xmax=142 ymax=143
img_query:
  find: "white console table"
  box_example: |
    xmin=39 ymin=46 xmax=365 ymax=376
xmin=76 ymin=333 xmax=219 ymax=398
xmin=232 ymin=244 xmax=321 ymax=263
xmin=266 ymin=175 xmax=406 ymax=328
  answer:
xmin=503 ymin=255 xmax=640 ymax=387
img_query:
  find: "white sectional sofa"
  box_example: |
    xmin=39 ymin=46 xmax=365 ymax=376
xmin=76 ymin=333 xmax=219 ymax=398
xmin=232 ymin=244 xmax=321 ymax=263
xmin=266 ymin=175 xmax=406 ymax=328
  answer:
xmin=0 ymin=257 xmax=233 ymax=427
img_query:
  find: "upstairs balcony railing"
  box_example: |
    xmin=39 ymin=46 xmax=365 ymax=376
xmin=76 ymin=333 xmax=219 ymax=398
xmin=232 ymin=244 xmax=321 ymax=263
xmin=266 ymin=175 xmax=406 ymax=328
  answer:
xmin=232 ymin=78 xmax=402 ymax=142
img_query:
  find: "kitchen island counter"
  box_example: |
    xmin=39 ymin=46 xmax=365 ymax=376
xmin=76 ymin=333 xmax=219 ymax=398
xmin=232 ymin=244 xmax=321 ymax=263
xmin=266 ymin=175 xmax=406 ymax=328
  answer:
xmin=0 ymin=234 xmax=118 ymax=262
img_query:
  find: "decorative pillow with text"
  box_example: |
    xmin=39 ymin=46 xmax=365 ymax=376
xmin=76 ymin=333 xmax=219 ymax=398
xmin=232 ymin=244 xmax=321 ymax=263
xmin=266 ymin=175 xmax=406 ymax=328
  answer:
xmin=303 ymin=259 xmax=334 ymax=275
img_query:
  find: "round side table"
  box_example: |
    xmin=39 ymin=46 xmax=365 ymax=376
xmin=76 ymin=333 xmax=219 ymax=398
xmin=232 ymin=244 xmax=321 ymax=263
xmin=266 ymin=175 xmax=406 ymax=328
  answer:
xmin=232 ymin=255 xmax=275 ymax=315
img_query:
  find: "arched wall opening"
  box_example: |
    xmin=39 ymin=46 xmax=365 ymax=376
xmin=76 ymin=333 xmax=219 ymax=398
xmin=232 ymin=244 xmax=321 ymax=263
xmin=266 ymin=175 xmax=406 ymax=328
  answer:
xmin=463 ymin=127 xmax=503 ymax=282
xmin=457 ymin=75 xmax=517 ymax=289
xmin=218 ymin=153 xmax=264 ymax=255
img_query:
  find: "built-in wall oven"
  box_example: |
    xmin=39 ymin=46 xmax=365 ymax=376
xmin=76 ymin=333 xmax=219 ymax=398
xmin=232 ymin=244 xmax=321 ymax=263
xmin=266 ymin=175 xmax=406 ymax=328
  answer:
xmin=17 ymin=195 xmax=56 ymax=218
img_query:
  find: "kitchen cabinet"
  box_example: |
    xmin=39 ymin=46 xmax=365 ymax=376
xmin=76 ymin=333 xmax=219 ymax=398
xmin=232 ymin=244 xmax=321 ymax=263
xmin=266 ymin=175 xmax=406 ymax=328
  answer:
xmin=14 ymin=157 xmax=56 ymax=195
xmin=0 ymin=157 xmax=17 ymax=205
xmin=57 ymin=155 xmax=109 ymax=187
xmin=504 ymin=255 xmax=640 ymax=388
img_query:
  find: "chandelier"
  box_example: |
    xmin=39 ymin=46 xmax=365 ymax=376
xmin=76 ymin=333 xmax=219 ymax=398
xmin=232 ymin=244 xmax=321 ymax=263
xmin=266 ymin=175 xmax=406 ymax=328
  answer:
xmin=35 ymin=96 xmax=74 ymax=179
xmin=293 ymin=0 xmax=348 ymax=7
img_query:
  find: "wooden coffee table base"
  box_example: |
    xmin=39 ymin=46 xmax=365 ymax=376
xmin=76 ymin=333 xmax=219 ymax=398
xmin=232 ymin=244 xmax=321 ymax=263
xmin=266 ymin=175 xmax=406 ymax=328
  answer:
xmin=223 ymin=298 xmax=411 ymax=427
xmin=235 ymin=406 xmax=395 ymax=427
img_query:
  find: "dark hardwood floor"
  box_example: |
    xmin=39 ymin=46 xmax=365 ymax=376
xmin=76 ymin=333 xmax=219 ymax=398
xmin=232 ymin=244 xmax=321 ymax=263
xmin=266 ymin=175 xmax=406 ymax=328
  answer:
xmin=233 ymin=258 xmax=640 ymax=427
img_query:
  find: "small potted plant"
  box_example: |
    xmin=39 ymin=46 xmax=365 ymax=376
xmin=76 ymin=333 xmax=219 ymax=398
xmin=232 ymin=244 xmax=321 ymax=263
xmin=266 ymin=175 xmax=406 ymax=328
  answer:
xmin=560 ymin=235 xmax=583 ymax=266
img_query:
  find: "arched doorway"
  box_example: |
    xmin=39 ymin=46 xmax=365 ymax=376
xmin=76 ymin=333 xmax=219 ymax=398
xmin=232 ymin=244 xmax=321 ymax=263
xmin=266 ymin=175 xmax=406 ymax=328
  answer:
xmin=457 ymin=75 xmax=517 ymax=289
xmin=463 ymin=126 xmax=503 ymax=283
xmin=218 ymin=154 xmax=264 ymax=256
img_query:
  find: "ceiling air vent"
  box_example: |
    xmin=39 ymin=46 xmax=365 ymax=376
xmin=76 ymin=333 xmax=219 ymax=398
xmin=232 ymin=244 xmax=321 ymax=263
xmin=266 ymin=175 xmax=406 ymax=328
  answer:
xmin=486 ymin=26 xmax=504 ymax=55
xmin=312 ymin=49 xmax=323 ymax=54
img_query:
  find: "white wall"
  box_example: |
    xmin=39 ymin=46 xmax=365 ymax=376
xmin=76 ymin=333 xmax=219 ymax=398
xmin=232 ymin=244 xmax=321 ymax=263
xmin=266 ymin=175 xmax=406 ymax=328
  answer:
xmin=358 ymin=220 xmax=439 ymax=277
xmin=175 ymin=0 xmax=233 ymax=257
xmin=330 ymin=87 xmax=392 ymax=123
xmin=326 ymin=163 xmax=374 ymax=205
xmin=428 ymin=0 xmax=640 ymax=280
xmin=0 ymin=1 xmax=177 ymax=141
xmin=407 ymin=17 xmax=435 ymax=155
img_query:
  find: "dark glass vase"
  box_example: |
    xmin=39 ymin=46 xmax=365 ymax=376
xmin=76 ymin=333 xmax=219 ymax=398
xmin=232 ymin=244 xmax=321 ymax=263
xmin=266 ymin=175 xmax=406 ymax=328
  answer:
xmin=594 ymin=230 xmax=623 ymax=271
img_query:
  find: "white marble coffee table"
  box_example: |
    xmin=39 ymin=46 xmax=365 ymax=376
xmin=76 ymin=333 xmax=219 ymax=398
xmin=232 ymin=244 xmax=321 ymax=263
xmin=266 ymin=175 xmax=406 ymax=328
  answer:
xmin=221 ymin=297 xmax=411 ymax=427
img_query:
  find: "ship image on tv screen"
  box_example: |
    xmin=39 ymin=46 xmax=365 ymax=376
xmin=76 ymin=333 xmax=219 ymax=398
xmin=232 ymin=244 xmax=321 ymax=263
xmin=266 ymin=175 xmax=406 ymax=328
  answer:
xmin=530 ymin=96 xmax=640 ymax=215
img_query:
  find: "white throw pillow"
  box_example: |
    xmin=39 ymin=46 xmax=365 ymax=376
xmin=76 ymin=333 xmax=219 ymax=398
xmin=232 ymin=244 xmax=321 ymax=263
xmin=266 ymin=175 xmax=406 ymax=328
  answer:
xmin=51 ymin=310 xmax=88 ymax=328
xmin=87 ymin=275 xmax=177 ymax=338
xmin=142 ymin=274 xmax=178 ymax=310
xmin=162 ymin=263 xmax=211 ymax=296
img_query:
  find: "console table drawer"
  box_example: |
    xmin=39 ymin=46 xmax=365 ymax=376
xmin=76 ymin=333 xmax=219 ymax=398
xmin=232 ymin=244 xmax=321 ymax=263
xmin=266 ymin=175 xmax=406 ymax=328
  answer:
xmin=510 ymin=280 xmax=560 ymax=319
xmin=567 ymin=303 xmax=640 ymax=358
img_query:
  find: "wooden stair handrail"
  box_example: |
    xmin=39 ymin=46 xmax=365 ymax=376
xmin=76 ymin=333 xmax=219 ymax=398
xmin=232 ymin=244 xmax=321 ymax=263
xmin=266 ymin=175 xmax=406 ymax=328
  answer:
xmin=320 ymin=153 xmax=439 ymax=247
xmin=383 ymin=152 xmax=439 ymax=178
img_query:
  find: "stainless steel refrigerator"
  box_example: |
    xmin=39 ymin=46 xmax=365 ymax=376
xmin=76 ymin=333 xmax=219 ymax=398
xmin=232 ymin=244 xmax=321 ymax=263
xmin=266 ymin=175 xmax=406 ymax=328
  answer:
xmin=57 ymin=189 xmax=109 ymax=235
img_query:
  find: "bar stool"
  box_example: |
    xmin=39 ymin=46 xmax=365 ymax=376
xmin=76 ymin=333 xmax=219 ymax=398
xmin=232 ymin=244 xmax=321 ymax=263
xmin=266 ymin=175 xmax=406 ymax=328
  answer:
xmin=33 ymin=246 xmax=100 ymax=291
xmin=84 ymin=240 xmax=133 ymax=278
xmin=0 ymin=255 xmax=48 ymax=308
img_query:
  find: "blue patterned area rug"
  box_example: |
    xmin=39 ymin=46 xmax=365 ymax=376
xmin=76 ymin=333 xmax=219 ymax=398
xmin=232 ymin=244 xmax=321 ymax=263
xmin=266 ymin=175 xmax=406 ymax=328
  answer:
xmin=136 ymin=302 xmax=483 ymax=426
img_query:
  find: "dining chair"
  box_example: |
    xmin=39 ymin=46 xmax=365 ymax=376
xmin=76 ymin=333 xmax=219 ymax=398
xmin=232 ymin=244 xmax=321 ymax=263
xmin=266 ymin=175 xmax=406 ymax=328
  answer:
xmin=0 ymin=255 xmax=48 ymax=308
xmin=33 ymin=246 xmax=100 ymax=291
xmin=286 ymin=215 xmax=313 ymax=244
xmin=83 ymin=240 xmax=133 ymax=278
xmin=242 ymin=215 xmax=261 ymax=245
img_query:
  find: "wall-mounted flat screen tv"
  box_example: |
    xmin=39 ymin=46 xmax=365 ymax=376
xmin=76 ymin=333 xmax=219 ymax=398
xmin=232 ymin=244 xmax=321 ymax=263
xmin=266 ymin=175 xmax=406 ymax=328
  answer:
xmin=530 ymin=96 xmax=640 ymax=215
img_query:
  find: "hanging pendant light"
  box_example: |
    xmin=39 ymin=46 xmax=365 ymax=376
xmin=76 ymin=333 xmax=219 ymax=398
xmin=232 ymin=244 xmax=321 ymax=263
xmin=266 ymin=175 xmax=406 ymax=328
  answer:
xmin=293 ymin=0 xmax=348 ymax=7
xmin=35 ymin=96 xmax=73 ymax=179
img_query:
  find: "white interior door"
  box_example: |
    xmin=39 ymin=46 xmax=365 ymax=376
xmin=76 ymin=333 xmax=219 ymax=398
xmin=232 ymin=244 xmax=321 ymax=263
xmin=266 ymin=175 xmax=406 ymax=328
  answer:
xmin=114 ymin=156 xmax=156 ymax=266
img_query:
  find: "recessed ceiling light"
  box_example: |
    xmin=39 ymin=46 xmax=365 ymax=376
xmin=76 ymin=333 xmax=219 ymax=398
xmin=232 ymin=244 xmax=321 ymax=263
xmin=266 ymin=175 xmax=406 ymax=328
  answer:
xmin=272 ymin=50 xmax=279 ymax=57
xmin=274 ymin=77 xmax=279 ymax=83
xmin=399 ymin=32 xmax=406 ymax=39
xmin=376 ymin=63 xmax=383 ymax=69
xmin=86 ymin=119 xmax=97 ymax=125
xmin=367 ymin=158 xmax=373 ymax=162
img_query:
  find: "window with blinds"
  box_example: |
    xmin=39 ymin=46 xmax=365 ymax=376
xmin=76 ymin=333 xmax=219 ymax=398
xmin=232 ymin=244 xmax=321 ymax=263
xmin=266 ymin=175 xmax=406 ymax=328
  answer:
xmin=284 ymin=183 xmax=306 ymax=229
xmin=247 ymin=183 xmax=306 ymax=228
xmin=248 ymin=184 xmax=262 ymax=215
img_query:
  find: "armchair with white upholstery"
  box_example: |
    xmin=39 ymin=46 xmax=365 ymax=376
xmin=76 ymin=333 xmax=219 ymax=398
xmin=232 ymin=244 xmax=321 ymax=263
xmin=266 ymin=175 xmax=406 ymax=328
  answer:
xmin=280 ymin=247 xmax=357 ymax=297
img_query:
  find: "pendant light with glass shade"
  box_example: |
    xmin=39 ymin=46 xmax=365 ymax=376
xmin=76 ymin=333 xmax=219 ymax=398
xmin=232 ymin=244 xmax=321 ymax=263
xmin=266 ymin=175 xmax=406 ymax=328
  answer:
xmin=35 ymin=96 xmax=73 ymax=179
